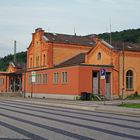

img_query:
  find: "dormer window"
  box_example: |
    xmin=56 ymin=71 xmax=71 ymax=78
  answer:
xmin=97 ymin=52 xmax=101 ymax=60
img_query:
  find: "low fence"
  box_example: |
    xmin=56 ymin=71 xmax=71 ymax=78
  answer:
xmin=0 ymin=92 xmax=22 ymax=97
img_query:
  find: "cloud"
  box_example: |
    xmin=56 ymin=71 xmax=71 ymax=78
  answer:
xmin=0 ymin=0 xmax=140 ymax=57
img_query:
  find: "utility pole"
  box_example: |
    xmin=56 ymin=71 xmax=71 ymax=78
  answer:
xmin=74 ymin=27 xmax=76 ymax=36
xmin=109 ymin=21 xmax=112 ymax=45
xmin=14 ymin=40 xmax=17 ymax=63
xmin=13 ymin=40 xmax=17 ymax=93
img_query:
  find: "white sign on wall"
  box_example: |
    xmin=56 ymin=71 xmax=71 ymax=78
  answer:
xmin=31 ymin=71 xmax=36 ymax=83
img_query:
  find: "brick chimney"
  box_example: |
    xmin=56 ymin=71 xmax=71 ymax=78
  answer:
xmin=35 ymin=28 xmax=44 ymax=33
xmin=32 ymin=28 xmax=44 ymax=43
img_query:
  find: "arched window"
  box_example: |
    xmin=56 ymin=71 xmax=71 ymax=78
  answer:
xmin=36 ymin=56 xmax=39 ymax=67
xmin=43 ymin=54 xmax=46 ymax=66
xmin=97 ymin=52 xmax=101 ymax=60
xmin=30 ymin=58 xmax=32 ymax=68
xmin=126 ymin=70 xmax=133 ymax=90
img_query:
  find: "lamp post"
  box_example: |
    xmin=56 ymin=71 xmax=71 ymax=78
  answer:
xmin=23 ymin=67 xmax=26 ymax=98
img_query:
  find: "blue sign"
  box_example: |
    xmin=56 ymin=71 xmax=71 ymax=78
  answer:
xmin=100 ymin=68 xmax=106 ymax=79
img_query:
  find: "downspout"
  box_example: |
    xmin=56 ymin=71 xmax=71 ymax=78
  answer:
xmin=52 ymin=42 xmax=54 ymax=67
xmin=110 ymin=48 xmax=113 ymax=100
xmin=5 ymin=75 xmax=7 ymax=92
xmin=122 ymin=43 xmax=125 ymax=103
xmin=50 ymin=41 xmax=54 ymax=67
xmin=118 ymin=51 xmax=120 ymax=98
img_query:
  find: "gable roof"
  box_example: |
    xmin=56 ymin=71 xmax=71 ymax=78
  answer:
xmin=9 ymin=62 xmax=25 ymax=69
xmin=56 ymin=53 xmax=85 ymax=67
xmin=111 ymin=41 xmax=140 ymax=52
xmin=43 ymin=32 xmax=96 ymax=47
xmin=94 ymin=39 xmax=140 ymax=52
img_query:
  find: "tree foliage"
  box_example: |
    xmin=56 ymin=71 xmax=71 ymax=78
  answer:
xmin=0 ymin=51 xmax=27 ymax=71
xmin=98 ymin=28 xmax=140 ymax=43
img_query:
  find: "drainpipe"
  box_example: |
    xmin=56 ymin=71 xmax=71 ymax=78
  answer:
xmin=52 ymin=42 xmax=54 ymax=67
xmin=122 ymin=43 xmax=125 ymax=104
xmin=118 ymin=51 xmax=120 ymax=98
xmin=5 ymin=75 xmax=7 ymax=92
xmin=13 ymin=76 xmax=16 ymax=93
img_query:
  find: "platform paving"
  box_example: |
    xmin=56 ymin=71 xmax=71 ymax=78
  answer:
xmin=0 ymin=97 xmax=140 ymax=140
xmin=0 ymin=97 xmax=140 ymax=116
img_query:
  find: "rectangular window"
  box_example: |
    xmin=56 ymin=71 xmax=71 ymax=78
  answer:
xmin=28 ymin=75 xmax=32 ymax=84
xmin=53 ymin=72 xmax=58 ymax=84
xmin=62 ymin=72 xmax=67 ymax=84
xmin=126 ymin=76 xmax=133 ymax=89
xmin=0 ymin=78 xmax=4 ymax=85
xmin=42 ymin=74 xmax=47 ymax=84
xmin=36 ymin=74 xmax=41 ymax=84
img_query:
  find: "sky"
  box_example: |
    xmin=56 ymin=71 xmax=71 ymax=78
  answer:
xmin=0 ymin=0 xmax=140 ymax=57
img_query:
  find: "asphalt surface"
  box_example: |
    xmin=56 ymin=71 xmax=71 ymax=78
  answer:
xmin=0 ymin=98 xmax=140 ymax=140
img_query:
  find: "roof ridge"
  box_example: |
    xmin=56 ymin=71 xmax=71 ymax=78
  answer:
xmin=56 ymin=53 xmax=86 ymax=67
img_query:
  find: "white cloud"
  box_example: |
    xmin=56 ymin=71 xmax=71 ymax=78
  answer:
xmin=0 ymin=0 xmax=140 ymax=57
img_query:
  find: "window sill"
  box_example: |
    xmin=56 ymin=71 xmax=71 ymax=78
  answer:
xmin=61 ymin=83 xmax=68 ymax=85
xmin=126 ymin=89 xmax=134 ymax=91
xmin=53 ymin=83 xmax=59 ymax=85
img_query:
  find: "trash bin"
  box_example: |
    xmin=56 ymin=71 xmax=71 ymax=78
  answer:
xmin=86 ymin=93 xmax=91 ymax=100
xmin=81 ymin=92 xmax=91 ymax=100
xmin=81 ymin=92 xmax=87 ymax=100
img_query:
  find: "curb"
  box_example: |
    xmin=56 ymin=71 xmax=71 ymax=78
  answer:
xmin=94 ymin=107 xmax=140 ymax=117
xmin=0 ymin=97 xmax=140 ymax=117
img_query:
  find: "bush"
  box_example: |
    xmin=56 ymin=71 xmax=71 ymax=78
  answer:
xmin=75 ymin=96 xmax=81 ymax=100
xmin=126 ymin=92 xmax=140 ymax=99
xmin=91 ymin=94 xmax=100 ymax=101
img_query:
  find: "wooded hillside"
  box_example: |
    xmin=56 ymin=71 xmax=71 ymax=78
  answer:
xmin=0 ymin=52 xmax=26 ymax=71
xmin=98 ymin=28 xmax=140 ymax=43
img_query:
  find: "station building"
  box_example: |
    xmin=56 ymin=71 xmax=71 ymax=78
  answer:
xmin=0 ymin=62 xmax=24 ymax=93
xmin=0 ymin=28 xmax=140 ymax=99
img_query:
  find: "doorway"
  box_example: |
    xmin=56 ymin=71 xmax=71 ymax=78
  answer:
xmin=9 ymin=75 xmax=22 ymax=92
xmin=92 ymin=71 xmax=100 ymax=95
xmin=106 ymin=72 xmax=111 ymax=99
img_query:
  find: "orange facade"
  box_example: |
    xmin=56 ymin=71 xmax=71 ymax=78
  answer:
xmin=1 ymin=28 xmax=140 ymax=99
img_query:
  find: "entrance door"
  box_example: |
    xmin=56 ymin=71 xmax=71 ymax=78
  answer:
xmin=93 ymin=71 xmax=100 ymax=94
xmin=9 ymin=76 xmax=22 ymax=92
xmin=106 ymin=72 xmax=111 ymax=99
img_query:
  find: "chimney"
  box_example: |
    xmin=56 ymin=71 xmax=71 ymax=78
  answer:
xmin=32 ymin=28 xmax=44 ymax=43
xmin=35 ymin=28 xmax=44 ymax=33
